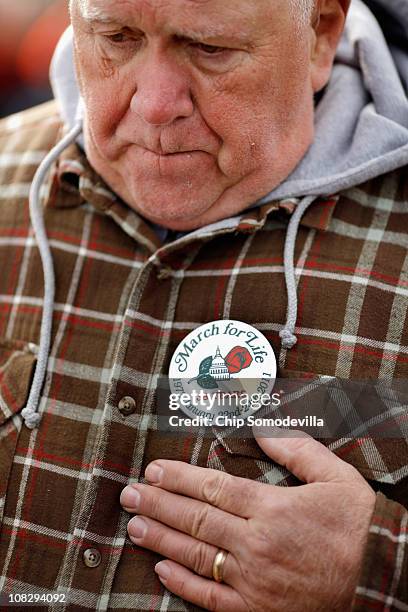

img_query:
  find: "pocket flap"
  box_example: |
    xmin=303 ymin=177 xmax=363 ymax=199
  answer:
xmin=209 ymin=429 xmax=300 ymax=486
xmin=209 ymin=365 xmax=408 ymax=486
xmin=327 ymin=437 xmax=408 ymax=484
xmin=211 ymin=430 xmax=408 ymax=487
xmin=0 ymin=340 xmax=37 ymax=425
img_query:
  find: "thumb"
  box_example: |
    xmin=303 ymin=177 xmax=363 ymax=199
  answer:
xmin=253 ymin=428 xmax=357 ymax=484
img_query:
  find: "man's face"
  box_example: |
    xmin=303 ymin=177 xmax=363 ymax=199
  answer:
xmin=71 ymin=0 xmax=317 ymax=230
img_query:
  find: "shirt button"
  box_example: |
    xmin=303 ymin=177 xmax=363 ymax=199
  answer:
xmin=118 ymin=396 xmax=136 ymax=416
xmin=83 ymin=548 xmax=101 ymax=568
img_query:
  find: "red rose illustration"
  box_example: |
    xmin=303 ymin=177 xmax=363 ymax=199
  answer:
xmin=225 ymin=346 xmax=253 ymax=374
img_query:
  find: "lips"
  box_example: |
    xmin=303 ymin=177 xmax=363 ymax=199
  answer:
xmin=144 ymin=147 xmax=195 ymax=156
xmin=135 ymin=148 xmax=214 ymax=177
xmin=115 ymin=119 xmax=220 ymax=158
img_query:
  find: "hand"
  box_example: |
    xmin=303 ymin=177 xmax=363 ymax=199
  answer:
xmin=120 ymin=432 xmax=376 ymax=611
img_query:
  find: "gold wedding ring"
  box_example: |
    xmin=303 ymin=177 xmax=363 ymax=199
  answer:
xmin=212 ymin=549 xmax=228 ymax=583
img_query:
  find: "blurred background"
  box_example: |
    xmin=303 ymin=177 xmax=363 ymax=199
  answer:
xmin=0 ymin=0 xmax=69 ymax=118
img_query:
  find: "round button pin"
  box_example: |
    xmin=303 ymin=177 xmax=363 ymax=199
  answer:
xmin=169 ymin=319 xmax=276 ymax=421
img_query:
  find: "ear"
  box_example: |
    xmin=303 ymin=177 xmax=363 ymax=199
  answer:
xmin=310 ymin=0 xmax=350 ymax=92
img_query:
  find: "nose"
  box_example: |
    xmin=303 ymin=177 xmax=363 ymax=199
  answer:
xmin=130 ymin=51 xmax=194 ymax=126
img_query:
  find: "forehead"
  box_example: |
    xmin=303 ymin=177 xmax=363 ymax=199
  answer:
xmin=76 ymin=0 xmax=285 ymax=32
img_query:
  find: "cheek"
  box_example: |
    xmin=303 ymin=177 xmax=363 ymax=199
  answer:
xmin=202 ymin=73 xmax=309 ymax=178
xmin=208 ymin=46 xmax=312 ymax=176
xmin=198 ymin=78 xmax=268 ymax=177
xmin=75 ymin=39 xmax=133 ymax=144
xmin=86 ymin=92 xmax=128 ymax=145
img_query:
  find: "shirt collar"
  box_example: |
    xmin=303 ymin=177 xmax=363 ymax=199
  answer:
xmin=47 ymin=141 xmax=163 ymax=251
xmin=47 ymin=141 xmax=338 ymax=241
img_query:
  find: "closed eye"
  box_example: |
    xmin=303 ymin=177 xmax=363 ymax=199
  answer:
xmin=193 ymin=43 xmax=227 ymax=55
xmin=102 ymin=30 xmax=144 ymax=46
xmin=105 ymin=32 xmax=131 ymax=43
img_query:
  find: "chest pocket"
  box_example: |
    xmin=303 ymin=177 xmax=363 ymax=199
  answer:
xmin=206 ymin=369 xmax=408 ymax=493
xmin=0 ymin=339 xmax=37 ymax=524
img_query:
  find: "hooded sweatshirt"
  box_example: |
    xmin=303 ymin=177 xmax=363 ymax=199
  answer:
xmin=21 ymin=0 xmax=408 ymax=428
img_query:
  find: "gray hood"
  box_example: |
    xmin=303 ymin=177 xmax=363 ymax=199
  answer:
xmin=265 ymin=0 xmax=408 ymax=201
xmin=50 ymin=0 xmax=408 ymax=202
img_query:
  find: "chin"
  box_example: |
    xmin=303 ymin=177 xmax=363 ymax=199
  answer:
xmin=133 ymin=198 xmax=216 ymax=231
xmin=122 ymin=180 xmax=228 ymax=231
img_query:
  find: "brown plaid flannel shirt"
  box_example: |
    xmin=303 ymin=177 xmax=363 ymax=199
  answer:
xmin=0 ymin=101 xmax=407 ymax=611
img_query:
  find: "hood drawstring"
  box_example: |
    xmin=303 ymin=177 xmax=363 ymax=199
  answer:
xmin=21 ymin=122 xmax=83 ymax=430
xmin=280 ymin=195 xmax=317 ymax=350
xmin=20 ymin=122 xmax=316 ymax=429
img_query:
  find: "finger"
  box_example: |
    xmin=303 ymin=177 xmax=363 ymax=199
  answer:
xmin=254 ymin=429 xmax=358 ymax=483
xmin=155 ymin=560 xmax=247 ymax=612
xmin=144 ymin=460 xmax=262 ymax=517
xmin=127 ymin=515 xmax=238 ymax=581
xmin=120 ymin=484 xmax=245 ymax=551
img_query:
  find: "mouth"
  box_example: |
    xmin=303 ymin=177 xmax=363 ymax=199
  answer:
xmin=143 ymin=146 xmax=199 ymax=157
xmin=141 ymin=147 xmax=212 ymax=164
xmin=135 ymin=146 xmax=214 ymax=178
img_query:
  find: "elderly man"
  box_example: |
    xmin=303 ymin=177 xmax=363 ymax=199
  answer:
xmin=0 ymin=0 xmax=407 ymax=610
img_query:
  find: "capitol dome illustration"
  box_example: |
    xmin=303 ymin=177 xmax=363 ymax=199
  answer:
xmin=209 ymin=347 xmax=230 ymax=380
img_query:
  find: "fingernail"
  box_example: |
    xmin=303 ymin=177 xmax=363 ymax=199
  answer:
xmin=128 ymin=517 xmax=147 ymax=539
xmin=121 ymin=486 xmax=141 ymax=509
xmin=155 ymin=561 xmax=171 ymax=583
xmin=145 ymin=463 xmax=163 ymax=484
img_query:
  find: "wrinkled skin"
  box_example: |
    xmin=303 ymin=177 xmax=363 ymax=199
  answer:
xmin=120 ymin=433 xmax=376 ymax=611
xmin=71 ymin=0 xmax=348 ymax=230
